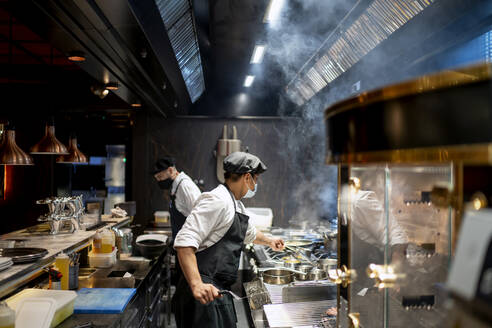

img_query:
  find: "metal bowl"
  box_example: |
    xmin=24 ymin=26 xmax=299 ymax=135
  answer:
xmin=308 ymin=268 xmax=327 ymax=281
xmin=262 ymin=269 xmax=295 ymax=285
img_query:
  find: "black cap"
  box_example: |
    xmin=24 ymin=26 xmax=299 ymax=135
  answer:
xmin=153 ymin=157 xmax=175 ymax=174
xmin=223 ymin=152 xmax=267 ymax=175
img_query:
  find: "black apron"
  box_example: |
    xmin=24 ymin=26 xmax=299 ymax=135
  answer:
xmin=170 ymin=179 xmax=188 ymax=240
xmin=173 ymin=185 xmax=249 ymax=328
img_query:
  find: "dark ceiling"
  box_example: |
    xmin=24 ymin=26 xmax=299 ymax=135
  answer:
xmin=0 ymin=0 xmax=360 ymax=118
xmin=190 ymin=0 xmax=359 ymax=116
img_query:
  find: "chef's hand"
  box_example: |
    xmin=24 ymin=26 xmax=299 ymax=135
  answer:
xmin=269 ymin=238 xmax=285 ymax=251
xmin=191 ymin=282 xmax=221 ymax=305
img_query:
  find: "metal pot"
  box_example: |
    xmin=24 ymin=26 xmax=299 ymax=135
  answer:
xmin=308 ymin=268 xmax=328 ymax=281
xmin=262 ymin=269 xmax=295 ymax=285
xmin=295 ymin=264 xmax=314 ymax=281
xmin=318 ymin=258 xmax=337 ymax=273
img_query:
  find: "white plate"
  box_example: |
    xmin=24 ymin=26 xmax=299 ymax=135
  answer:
xmin=0 ymin=257 xmax=12 ymax=265
xmin=15 ymin=297 xmax=56 ymax=328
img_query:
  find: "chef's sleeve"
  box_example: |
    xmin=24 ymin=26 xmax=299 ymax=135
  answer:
xmin=174 ymin=193 xmax=226 ymax=250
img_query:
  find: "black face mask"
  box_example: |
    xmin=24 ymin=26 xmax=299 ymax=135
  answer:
xmin=158 ymin=178 xmax=173 ymax=190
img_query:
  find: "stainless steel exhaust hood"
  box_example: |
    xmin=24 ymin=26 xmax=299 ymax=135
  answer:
xmin=155 ymin=0 xmax=205 ymax=103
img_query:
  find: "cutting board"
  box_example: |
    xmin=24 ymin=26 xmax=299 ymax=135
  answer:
xmin=74 ymin=288 xmax=136 ymax=314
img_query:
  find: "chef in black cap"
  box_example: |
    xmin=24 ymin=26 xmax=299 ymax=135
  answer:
xmin=153 ymin=157 xmax=201 ymax=239
xmin=173 ymin=151 xmax=284 ymax=328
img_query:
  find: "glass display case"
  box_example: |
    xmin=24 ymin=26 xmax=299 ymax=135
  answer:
xmin=338 ymin=164 xmax=454 ymax=327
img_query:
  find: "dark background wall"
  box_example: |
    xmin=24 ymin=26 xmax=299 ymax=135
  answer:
xmin=132 ymin=114 xmax=338 ymax=228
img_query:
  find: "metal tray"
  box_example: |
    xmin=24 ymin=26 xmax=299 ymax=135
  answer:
xmin=0 ymin=248 xmax=48 ymax=263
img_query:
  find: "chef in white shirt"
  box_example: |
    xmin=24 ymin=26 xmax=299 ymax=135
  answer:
xmin=172 ymin=151 xmax=284 ymax=328
xmin=153 ymin=157 xmax=201 ymax=239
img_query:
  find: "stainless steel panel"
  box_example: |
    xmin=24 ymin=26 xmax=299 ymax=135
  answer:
xmin=263 ymin=300 xmax=336 ymax=328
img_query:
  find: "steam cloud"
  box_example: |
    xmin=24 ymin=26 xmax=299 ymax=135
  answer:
xmin=261 ymin=0 xmax=357 ymax=228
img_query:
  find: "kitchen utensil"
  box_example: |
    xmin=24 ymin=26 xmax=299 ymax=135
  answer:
xmin=219 ymin=290 xmax=269 ymax=300
xmin=295 ymin=264 xmax=314 ymax=281
xmin=308 ymin=268 xmax=328 ymax=281
xmin=244 ymin=279 xmax=272 ymax=310
xmin=0 ymin=248 xmax=48 ymax=263
xmin=0 ymin=257 xmax=13 ymax=271
xmin=285 ymin=245 xmax=316 ymax=266
xmin=0 ymin=240 xmax=15 ymax=248
xmin=74 ymin=288 xmax=136 ymax=314
xmin=284 ymin=239 xmax=313 ymax=247
xmin=318 ymin=258 xmax=337 ymax=273
xmin=261 ymin=269 xmax=295 ymax=285
xmin=257 ymin=266 xmax=305 ymax=275
xmin=135 ymin=239 xmax=166 ymax=259
xmin=68 ymin=263 xmax=79 ymax=290
xmin=323 ymin=232 xmax=337 ymax=252
xmin=113 ymin=227 xmax=133 ymax=254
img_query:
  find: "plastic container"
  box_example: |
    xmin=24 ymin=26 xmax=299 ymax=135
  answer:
xmin=88 ymin=248 xmax=117 ymax=268
xmin=154 ymin=211 xmax=170 ymax=224
xmin=15 ymin=297 xmax=55 ymax=328
xmin=245 ymin=207 xmax=273 ymax=229
xmin=0 ymin=301 xmax=15 ymax=328
xmin=6 ymin=289 xmax=77 ymax=328
xmin=92 ymin=229 xmax=115 ymax=254
xmin=55 ymin=253 xmax=70 ymax=290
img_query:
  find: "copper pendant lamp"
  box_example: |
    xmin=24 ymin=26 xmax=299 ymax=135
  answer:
xmin=56 ymin=134 xmax=88 ymax=164
xmin=30 ymin=121 xmax=69 ymax=155
xmin=0 ymin=128 xmax=34 ymax=165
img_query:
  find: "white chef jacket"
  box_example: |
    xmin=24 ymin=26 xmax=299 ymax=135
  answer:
xmin=171 ymin=172 xmax=201 ymax=217
xmin=351 ymin=190 xmax=408 ymax=248
xmin=174 ymin=184 xmax=257 ymax=252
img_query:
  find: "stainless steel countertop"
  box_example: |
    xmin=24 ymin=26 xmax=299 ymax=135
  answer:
xmin=0 ymin=217 xmax=130 ymax=298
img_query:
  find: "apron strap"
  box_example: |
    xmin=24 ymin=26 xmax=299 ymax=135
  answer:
xmin=223 ymin=183 xmax=237 ymax=212
xmin=171 ymin=178 xmax=186 ymax=198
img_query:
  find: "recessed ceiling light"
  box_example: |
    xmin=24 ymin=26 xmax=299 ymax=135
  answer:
xmin=131 ymin=103 xmax=142 ymax=108
xmin=67 ymin=51 xmax=86 ymax=62
xmin=264 ymin=0 xmax=285 ymax=23
xmin=244 ymin=75 xmax=255 ymax=87
xmin=250 ymin=45 xmax=266 ymax=64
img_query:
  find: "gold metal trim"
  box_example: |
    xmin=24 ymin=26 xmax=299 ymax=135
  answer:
xmin=452 ymin=163 xmax=463 ymax=254
xmin=326 ymin=143 xmax=492 ymax=165
xmin=325 ymin=63 xmax=491 ymax=120
xmin=336 ymin=163 xmax=342 ymax=328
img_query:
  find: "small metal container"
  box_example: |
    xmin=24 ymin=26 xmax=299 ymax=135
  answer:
xmin=308 ymin=268 xmax=327 ymax=281
xmin=295 ymin=264 xmax=314 ymax=281
xmin=318 ymin=258 xmax=337 ymax=273
xmin=283 ymin=258 xmax=301 ymax=269
xmin=262 ymin=269 xmax=295 ymax=285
